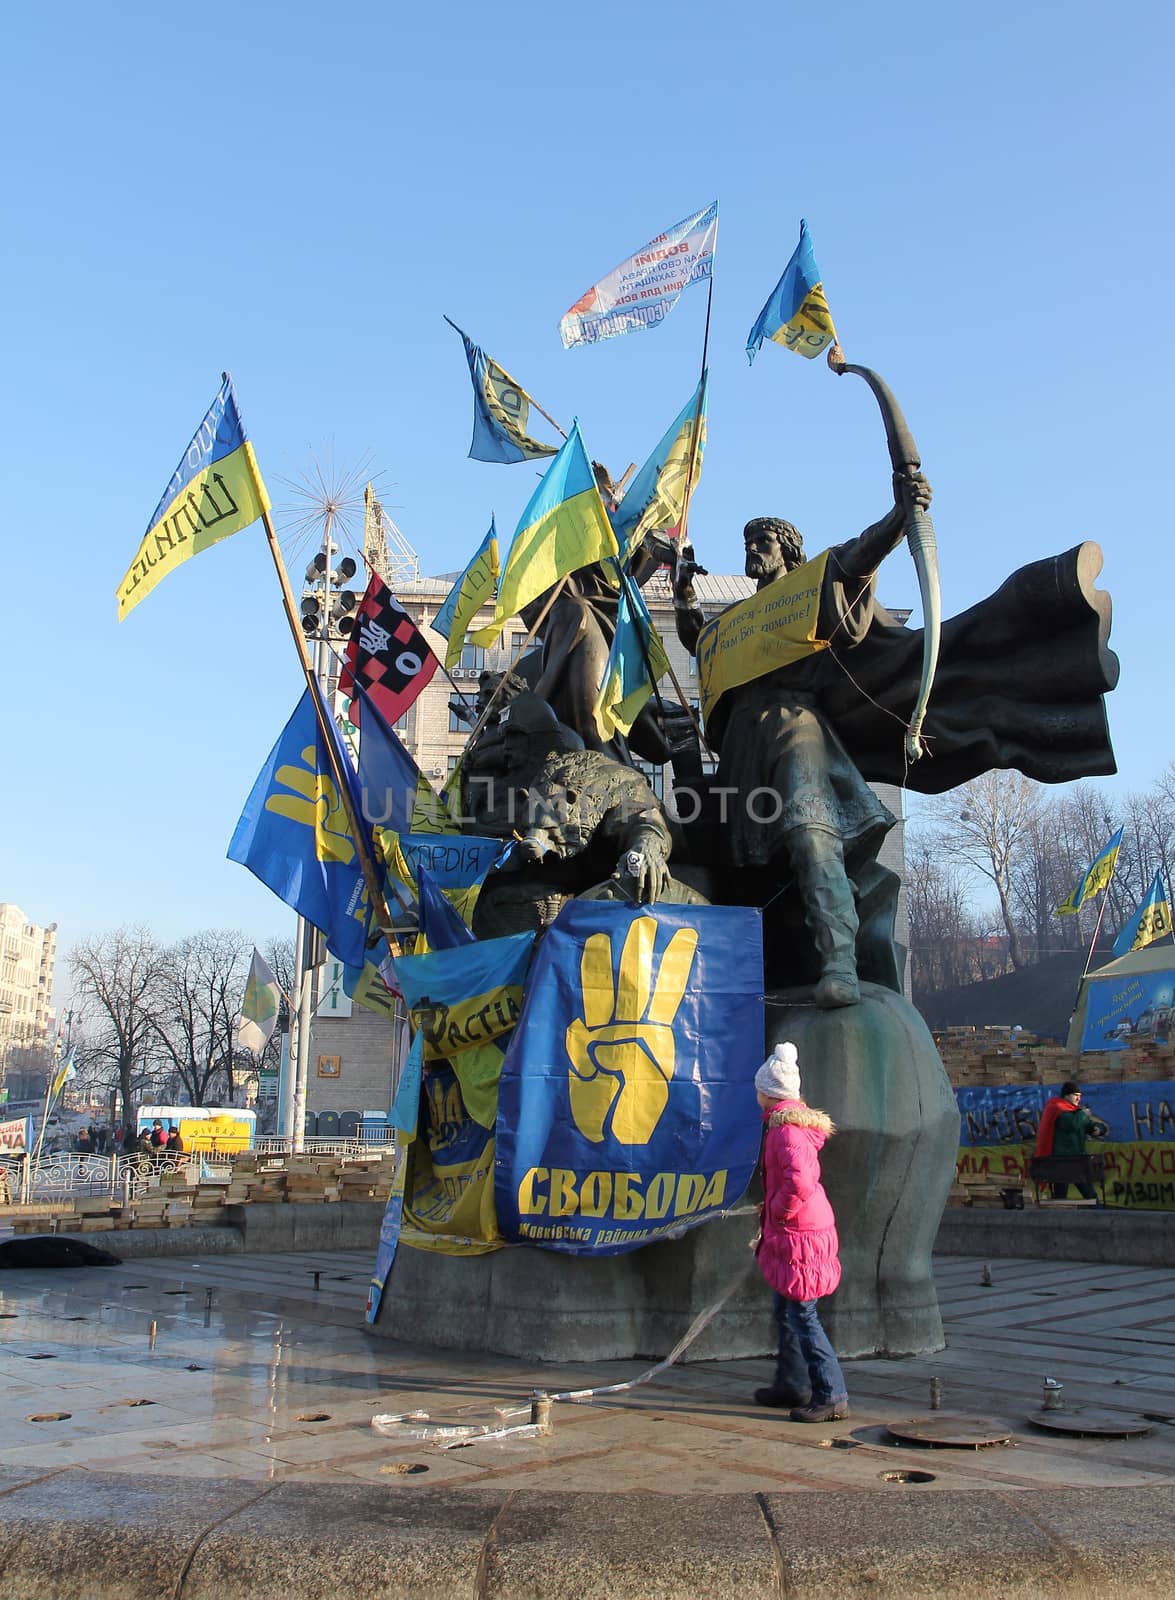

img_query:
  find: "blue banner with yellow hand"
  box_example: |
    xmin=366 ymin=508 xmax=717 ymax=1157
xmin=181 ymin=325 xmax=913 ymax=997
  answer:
xmin=495 ymin=903 xmax=764 ymax=1254
xmin=227 ymin=687 xmax=372 ymax=969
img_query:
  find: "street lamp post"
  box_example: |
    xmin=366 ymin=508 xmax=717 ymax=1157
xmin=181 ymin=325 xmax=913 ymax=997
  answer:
xmin=284 ymin=524 xmax=358 ymax=1153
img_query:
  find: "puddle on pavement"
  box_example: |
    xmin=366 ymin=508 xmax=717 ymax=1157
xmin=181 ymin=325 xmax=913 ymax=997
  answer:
xmin=296 ymin=1412 xmax=332 ymax=1423
xmin=27 ymin=1412 xmax=71 ymax=1423
xmin=380 ymin=1462 xmax=429 ymax=1474
xmin=880 ymin=1470 xmax=936 ymax=1484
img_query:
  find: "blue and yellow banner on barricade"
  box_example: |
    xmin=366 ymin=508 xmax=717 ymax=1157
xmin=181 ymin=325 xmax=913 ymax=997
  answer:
xmin=495 ymin=903 xmax=764 ymax=1254
xmin=956 ymin=1081 xmax=1175 ymax=1210
xmin=696 ymin=551 xmax=830 ymax=727
xmin=1080 ymin=968 xmax=1174 ymax=1052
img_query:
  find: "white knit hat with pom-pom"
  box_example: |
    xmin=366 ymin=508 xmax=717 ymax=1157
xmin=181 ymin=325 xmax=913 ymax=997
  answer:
xmin=755 ymin=1042 xmax=801 ymax=1102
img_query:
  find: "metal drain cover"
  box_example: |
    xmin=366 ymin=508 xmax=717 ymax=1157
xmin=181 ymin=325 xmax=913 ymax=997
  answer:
xmin=1027 ymin=1409 xmax=1153 ymax=1438
xmin=886 ymin=1415 xmax=1013 ymax=1448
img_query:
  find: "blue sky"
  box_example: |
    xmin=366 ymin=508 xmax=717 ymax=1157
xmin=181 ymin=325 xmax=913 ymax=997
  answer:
xmin=2 ymin=0 xmax=1171 ymax=992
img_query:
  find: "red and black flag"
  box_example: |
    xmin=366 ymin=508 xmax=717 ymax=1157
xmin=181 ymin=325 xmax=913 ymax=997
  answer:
xmin=340 ymin=575 xmax=438 ymax=726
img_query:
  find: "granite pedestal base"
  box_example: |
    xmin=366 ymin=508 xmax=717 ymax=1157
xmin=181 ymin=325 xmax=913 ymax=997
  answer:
xmin=370 ymin=983 xmax=957 ymax=1364
xmin=369 ymin=1207 xmax=772 ymax=1362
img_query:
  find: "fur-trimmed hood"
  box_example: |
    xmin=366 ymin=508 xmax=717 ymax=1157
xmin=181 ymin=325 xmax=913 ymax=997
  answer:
xmin=766 ymin=1102 xmax=835 ymax=1137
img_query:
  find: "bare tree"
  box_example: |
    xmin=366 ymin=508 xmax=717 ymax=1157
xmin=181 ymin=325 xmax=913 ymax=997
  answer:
xmin=924 ymin=772 xmax=1046 ymax=969
xmin=152 ymin=930 xmax=252 ymax=1106
xmin=904 ymin=840 xmax=990 ymax=1003
xmin=68 ymin=927 xmax=167 ymax=1129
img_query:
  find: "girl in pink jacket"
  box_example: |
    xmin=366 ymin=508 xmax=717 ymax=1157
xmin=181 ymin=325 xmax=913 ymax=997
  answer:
xmin=753 ymin=1041 xmax=849 ymax=1423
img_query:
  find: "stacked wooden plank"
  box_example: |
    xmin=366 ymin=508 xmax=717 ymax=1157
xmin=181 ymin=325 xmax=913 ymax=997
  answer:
xmin=935 ymin=1031 xmax=1175 ymax=1088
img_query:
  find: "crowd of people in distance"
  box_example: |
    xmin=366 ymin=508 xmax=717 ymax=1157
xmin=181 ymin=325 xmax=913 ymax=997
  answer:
xmin=74 ymin=1118 xmax=186 ymax=1168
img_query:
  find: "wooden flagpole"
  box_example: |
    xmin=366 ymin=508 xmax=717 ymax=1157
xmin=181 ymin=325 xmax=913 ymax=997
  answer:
xmin=1080 ymin=857 xmax=1121 ymax=982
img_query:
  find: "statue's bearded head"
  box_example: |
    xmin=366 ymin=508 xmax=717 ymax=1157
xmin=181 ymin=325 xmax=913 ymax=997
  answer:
xmin=743 ymin=518 xmax=805 ymax=583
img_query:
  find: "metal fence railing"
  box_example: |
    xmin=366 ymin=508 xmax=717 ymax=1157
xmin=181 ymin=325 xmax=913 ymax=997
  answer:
xmin=0 ymin=1136 xmax=397 ymax=1213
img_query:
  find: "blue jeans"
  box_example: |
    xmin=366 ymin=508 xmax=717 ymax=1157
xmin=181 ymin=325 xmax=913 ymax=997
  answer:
xmin=773 ymin=1293 xmax=847 ymax=1404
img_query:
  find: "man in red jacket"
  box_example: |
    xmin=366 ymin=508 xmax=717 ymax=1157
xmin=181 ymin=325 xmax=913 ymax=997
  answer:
xmin=1035 ymin=1082 xmax=1108 ymax=1199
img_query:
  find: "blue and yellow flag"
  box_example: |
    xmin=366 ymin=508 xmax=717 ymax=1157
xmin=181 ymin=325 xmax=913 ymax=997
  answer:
xmin=593 ymin=571 xmax=672 ymax=741
xmin=746 ymin=219 xmax=837 ymax=364
xmin=447 ymin=320 xmax=559 ymax=464
xmin=611 ymin=375 xmax=708 ymax=561
xmin=416 ymin=864 xmax=477 ymax=950
xmin=379 ymin=831 xmax=502 ymax=934
xmin=1111 ymin=871 xmax=1173 ymax=957
xmin=50 ymin=1048 xmax=77 ymax=1100
xmin=350 ymin=677 xmax=454 ymax=838
xmin=1056 ymin=826 xmax=1124 ymax=915
xmin=118 ymin=375 xmax=270 ymax=621
xmin=433 ymin=518 xmax=501 ymax=669
xmin=485 ymin=421 xmax=618 ymax=634
xmin=227 ymin=686 xmax=373 ymax=969
xmin=394 ymin=931 xmax=535 ymax=1061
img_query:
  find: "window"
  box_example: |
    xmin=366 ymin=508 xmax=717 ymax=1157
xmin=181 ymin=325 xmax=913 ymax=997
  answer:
xmin=393 ymin=707 xmax=412 ymax=734
xmin=447 ymin=754 xmax=462 ymax=773
xmin=449 ymin=706 xmax=466 ymax=733
xmin=634 ymin=759 xmax=665 ymax=801
xmin=460 ymin=643 xmax=486 ymax=673
xmin=511 ymin=631 xmax=529 ymax=654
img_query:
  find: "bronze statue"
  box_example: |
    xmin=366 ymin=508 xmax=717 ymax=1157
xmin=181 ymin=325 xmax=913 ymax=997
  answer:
xmin=466 ymin=694 xmax=702 ymax=939
xmin=674 ymin=471 xmax=931 ymax=1007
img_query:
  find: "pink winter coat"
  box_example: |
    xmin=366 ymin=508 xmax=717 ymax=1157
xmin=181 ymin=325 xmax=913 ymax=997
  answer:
xmin=756 ymin=1102 xmax=842 ymax=1302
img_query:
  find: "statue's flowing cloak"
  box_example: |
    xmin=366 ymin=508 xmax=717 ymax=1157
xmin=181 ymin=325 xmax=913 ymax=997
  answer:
xmin=706 ymin=542 xmax=1118 ymax=805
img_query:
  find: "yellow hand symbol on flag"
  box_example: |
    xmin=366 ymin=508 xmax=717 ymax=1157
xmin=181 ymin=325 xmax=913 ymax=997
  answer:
xmin=564 ymin=917 xmax=698 ymax=1145
xmin=265 ymin=745 xmax=356 ymax=865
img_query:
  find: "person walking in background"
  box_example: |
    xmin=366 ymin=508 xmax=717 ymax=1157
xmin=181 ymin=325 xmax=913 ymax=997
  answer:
xmin=752 ymin=1042 xmax=850 ymax=1423
xmin=1035 ymin=1081 xmax=1109 ymax=1199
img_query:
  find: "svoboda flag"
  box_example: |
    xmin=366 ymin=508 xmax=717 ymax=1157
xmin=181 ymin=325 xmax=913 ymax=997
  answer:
xmin=495 ymin=903 xmax=764 ymax=1255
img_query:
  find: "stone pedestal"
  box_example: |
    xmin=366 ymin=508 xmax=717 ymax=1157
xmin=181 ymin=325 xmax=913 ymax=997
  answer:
xmin=368 ymin=983 xmax=957 ymax=1364
xmin=767 ymin=983 xmax=960 ymax=1357
xmin=370 ymin=1208 xmax=771 ymax=1362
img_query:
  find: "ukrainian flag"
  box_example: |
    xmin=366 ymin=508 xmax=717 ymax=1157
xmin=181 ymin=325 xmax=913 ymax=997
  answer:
xmin=612 ymin=375 xmax=708 ymax=562
xmin=593 ymin=571 xmax=671 ymax=741
xmin=746 ymin=219 xmax=837 ymax=364
xmin=1111 ymin=870 xmax=1173 ymax=956
xmin=487 ymin=421 xmax=618 ymax=633
xmin=117 ymin=375 xmax=270 ymax=621
xmin=1056 ymin=826 xmax=1124 ymax=915
xmin=433 ymin=518 xmax=501 ymax=669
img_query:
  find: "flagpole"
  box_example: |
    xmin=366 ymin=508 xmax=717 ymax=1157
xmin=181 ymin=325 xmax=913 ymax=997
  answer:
xmin=1080 ymin=850 xmax=1122 ymax=982
xmin=259 ymin=506 xmax=397 ymax=946
xmin=675 ymin=275 xmax=713 ymax=554
xmin=460 ymin=579 xmax=568 ymax=752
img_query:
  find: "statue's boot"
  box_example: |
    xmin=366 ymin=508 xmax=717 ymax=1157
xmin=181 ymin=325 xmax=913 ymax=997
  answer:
xmin=785 ymin=829 xmax=860 ymax=1008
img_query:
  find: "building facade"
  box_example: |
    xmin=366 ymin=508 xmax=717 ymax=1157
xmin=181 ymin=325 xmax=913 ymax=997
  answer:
xmin=0 ymin=904 xmax=56 ymax=1057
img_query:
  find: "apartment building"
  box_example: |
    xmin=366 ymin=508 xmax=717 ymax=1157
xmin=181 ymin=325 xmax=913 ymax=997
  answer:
xmin=0 ymin=903 xmax=57 ymax=1062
